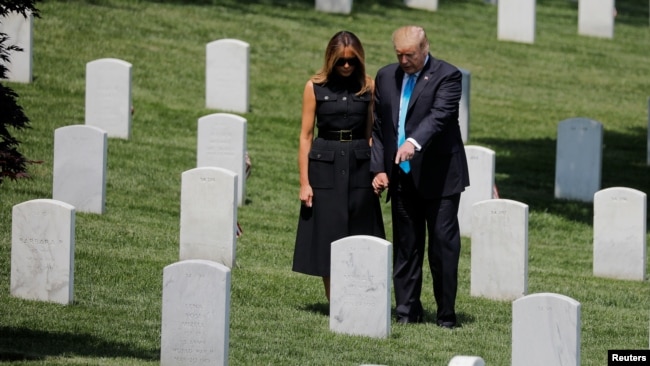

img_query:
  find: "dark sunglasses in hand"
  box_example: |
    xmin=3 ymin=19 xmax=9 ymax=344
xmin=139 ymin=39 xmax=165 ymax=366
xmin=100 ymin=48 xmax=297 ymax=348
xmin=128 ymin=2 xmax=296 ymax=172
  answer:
xmin=335 ymin=57 xmax=359 ymax=67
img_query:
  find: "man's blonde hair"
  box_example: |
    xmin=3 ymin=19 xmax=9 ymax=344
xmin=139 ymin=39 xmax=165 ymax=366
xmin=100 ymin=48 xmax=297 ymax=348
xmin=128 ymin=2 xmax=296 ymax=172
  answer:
xmin=392 ymin=25 xmax=429 ymax=53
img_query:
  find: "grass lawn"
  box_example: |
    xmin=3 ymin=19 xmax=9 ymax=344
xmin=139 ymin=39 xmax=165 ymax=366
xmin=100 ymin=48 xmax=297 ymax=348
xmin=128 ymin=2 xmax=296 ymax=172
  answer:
xmin=1 ymin=0 xmax=649 ymax=365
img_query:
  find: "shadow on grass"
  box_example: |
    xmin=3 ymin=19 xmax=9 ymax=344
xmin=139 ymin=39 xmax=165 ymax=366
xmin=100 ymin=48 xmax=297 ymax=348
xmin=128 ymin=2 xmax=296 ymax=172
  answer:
xmin=474 ymin=128 xmax=650 ymax=226
xmin=301 ymin=302 xmax=329 ymax=316
xmin=0 ymin=326 xmax=159 ymax=361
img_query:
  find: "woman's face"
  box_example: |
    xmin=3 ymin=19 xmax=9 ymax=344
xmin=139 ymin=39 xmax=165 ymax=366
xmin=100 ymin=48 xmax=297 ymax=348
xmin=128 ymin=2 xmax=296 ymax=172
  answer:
xmin=333 ymin=46 xmax=358 ymax=78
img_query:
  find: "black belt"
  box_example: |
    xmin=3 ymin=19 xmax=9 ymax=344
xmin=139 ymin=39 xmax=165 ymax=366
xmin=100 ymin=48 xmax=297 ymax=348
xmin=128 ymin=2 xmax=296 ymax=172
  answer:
xmin=318 ymin=129 xmax=365 ymax=141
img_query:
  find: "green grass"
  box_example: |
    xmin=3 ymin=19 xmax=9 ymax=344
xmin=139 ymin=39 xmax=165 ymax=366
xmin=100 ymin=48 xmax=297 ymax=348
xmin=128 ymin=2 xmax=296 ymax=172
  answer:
xmin=1 ymin=0 xmax=649 ymax=364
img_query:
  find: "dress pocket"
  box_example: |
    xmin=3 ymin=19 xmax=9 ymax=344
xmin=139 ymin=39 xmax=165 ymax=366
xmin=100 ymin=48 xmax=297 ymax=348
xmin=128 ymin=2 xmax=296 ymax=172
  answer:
xmin=351 ymin=148 xmax=372 ymax=188
xmin=308 ymin=149 xmax=335 ymax=188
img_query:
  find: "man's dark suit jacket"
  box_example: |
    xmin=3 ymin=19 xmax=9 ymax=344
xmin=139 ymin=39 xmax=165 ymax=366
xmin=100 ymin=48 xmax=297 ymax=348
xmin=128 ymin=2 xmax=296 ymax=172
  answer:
xmin=371 ymin=54 xmax=470 ymax=199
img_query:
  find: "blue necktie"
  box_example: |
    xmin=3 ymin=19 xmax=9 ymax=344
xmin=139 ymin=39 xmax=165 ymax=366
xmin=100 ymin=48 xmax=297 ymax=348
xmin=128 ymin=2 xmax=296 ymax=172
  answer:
xmin=398 ymin=74 xmax=416 ymax=173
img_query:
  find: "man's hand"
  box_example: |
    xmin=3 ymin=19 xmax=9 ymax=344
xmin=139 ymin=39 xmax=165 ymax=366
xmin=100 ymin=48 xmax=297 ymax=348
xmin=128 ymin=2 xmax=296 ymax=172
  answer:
xmin=395 ymin=140 xmax=416 ymax=165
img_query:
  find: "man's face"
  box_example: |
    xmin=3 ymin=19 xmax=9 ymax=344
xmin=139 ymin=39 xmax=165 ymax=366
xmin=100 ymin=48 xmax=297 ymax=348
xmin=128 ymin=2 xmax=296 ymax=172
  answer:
xmin=394 ymin=42 xmax=426 ymax=75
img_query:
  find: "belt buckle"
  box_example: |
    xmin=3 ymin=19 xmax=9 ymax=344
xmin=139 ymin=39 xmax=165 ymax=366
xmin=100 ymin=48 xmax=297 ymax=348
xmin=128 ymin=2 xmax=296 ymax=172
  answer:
xmin=339 ymin=129 xmax=352 ymax=141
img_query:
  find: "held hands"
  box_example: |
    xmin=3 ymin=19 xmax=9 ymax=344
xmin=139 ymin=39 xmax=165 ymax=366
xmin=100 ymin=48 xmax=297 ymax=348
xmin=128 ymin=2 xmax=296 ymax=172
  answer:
xmin=300 ymin=184 xmax=314 ymax=207
xmin=372 ymin=172 xmax=389 ymax=197
xmin=395 ymin=140 xmax=416 ymax=165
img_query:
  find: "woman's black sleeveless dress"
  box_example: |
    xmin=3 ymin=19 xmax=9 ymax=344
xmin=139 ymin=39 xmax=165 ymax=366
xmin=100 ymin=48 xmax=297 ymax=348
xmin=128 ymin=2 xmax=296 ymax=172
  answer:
xmin=292 ymin=81 xmax=386 ymax=277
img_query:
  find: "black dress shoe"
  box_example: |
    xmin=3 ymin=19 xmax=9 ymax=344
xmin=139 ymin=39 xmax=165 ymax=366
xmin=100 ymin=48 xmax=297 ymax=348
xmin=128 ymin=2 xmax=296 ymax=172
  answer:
xmin=397 ymin=314 xmax=423 ymax=324
xmin=437 ymin=321 xmax=456 ymax=329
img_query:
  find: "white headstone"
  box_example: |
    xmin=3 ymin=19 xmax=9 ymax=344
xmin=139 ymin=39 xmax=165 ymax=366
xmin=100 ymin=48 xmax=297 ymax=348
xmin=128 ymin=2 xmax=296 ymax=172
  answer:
xmin=593 ymin=187 xmax=647 ymax=281
xmin=85 ymin=58 xmax=132 ymax=139
xmin=161 ymin=259 xmax=231 ymax=366
xmin=330 ymin=235 xmax=391 ymax=339
xmin=448 ymin=356 xmax=486 ymax=366
xmin=512 ymin=293 xmax=581 ymax=366
xmin=554 ymin=117 xmax=603 ymax=202
xmin=459 ymin=68 xmax=470 ymax=143
xmin=315 ymin=0 xmax=353 ymax=14
xmin=197 ymin=113 xmax=247 ymax=206
xmin=180 ymin=167 xmax=238 ymax=268
xmin=0 ymin=11 xmax=33 ymax=83
xmin=404 ymin=0 xmax=439 ymax=12
xmin=471 ymin=199 xmax=528 ymax=301
xmin=11 ymin=199 xmax=75 ymax=305
xmin=206 ymin=39 xmax=249 ymax=113
xmin=498 ymin=0 xmax=536 ymax=44
xmin=458 ymin=146 xmax=495 ymax=237
xmin=53 ymin=125 xmax=108 ymax=214
xmin=578 ymin=0 xmax=615 ymax=39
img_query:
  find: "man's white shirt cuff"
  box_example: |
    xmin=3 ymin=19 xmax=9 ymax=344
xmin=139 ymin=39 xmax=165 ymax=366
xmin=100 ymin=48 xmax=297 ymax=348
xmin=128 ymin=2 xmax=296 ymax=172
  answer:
xmin=406 ymin=137 xmax=421 ymax=151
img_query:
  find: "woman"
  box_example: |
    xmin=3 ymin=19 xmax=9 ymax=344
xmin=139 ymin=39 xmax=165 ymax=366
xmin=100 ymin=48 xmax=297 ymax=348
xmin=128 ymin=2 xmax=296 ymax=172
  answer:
xmin=292 ymin=31 xmax=385 ymax=301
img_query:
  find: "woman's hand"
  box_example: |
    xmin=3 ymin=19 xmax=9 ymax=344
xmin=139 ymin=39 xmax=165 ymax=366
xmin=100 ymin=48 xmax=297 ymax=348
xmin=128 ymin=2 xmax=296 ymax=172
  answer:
xmin=372 ymin=172 xmax=389 ymax=196
xmin=299 ymin=184 xmax=314 ymax=207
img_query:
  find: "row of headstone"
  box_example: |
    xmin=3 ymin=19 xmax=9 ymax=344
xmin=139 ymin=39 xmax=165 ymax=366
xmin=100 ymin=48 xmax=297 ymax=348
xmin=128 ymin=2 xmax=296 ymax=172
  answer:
xmin=56 ymin=56 xmax=249 ymax=214
xmin=459 ymin=116 xmax=641 ymax=217
xmin=312 ymin=0 xmax=452 ymax=14
xmin=324 ymin=232 xmax=588 ymax=366
xmin=9 ymin=199 xmax=643 ymax=363
xmin=497 ymin=0 xmax=618 ymax=43
xmin=163 ymin=243 xmax=509 ymax=364
xmin=51 ymin=115 xmax=248 ymax=218
xmin=13 ymin=112 xmax=246 ymax=309
xmin=314 ymin=0 xmax=650 ymax=35
xmin=157 ymin=254 xmax=626 ymax=366
xmin=86 ymin=39 xmax=252 ymax=139
xmin=468 ymin=186 xmax=646 ymax=303
xmin=0 ymin=11 xmax=33 ymax=83
xmin=9 ymin=201 xmax=637 ymax=343
xmin=0 ymin=17 xmax=251 ymax=115
xmin=162 ymin=113 xmax=247 ymax=362
xmin=164 ymin=234 xmax=493 ymax=363
xmin=10 ymin=168 xmax=241 ymax=309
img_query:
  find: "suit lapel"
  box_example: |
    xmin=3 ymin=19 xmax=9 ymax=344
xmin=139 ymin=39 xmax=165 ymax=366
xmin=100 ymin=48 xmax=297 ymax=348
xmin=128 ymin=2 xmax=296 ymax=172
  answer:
xmin=392 ymin=68 xmax=405 ymax=131
xmin=408 ymin=56 xmax=435 ymax=110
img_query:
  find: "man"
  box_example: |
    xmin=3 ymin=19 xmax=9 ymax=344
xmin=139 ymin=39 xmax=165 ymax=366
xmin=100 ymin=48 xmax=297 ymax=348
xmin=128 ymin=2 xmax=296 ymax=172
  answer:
xmin=371 ymin=25 xmax=469 ymax=328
